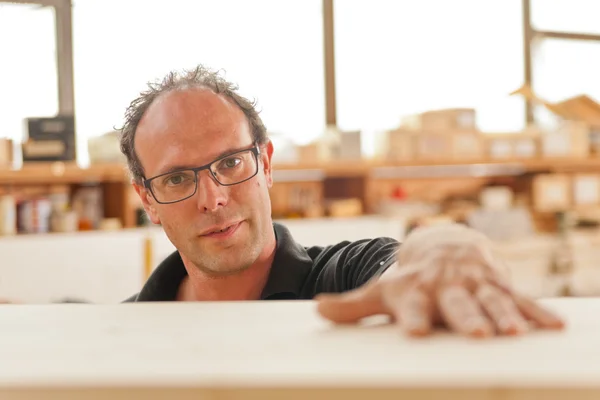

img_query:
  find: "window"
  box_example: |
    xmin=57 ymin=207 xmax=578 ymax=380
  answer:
xmin=531 ymin=38 xmax=600 ymax=127
xmin=533 ymin=39 xmax=600 ymax=103
xmin=531 ymin=0 xmax=600 ymax=35
xmin=72 ymin=0 xmax=325 ymax=163
xmin=334 ymin=0 xmax=525 ymax=134
xmin=0 ymin=3 xmax=59 ymax=143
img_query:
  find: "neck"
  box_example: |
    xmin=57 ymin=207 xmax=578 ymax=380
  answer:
xmin=178 ymin=232 xmax=277 ymax=301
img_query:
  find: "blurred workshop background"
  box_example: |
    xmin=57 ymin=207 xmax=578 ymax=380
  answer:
xmin=1 ymin=0 xmax=599 ymax=303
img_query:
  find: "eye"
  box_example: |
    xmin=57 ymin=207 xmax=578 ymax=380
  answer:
xmin=221 ymin=157 xmax=241 ymax=169
xmin=163 ymin=173 xmax=190 ymax=186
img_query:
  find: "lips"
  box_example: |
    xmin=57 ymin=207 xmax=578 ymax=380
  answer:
xmin=201 ymin=221 xmax=242 ymax=237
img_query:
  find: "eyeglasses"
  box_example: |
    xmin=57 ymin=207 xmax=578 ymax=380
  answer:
xmin=143 ymin=143 xmax=261 ymax=204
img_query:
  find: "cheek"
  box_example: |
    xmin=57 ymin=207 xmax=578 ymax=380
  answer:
xmin=155 ymin=202 xmax=192 ymax=227
xmin=229 ymin=177 xmax=270 ymax=209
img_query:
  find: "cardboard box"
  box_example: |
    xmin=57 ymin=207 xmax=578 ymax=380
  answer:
xmin=450 ymin=130 xmax=485 ymax=159
xmin=338 ymin=131 xmax=362 ymax=160
xmin=541 ymin=120 xmax=590 ymax=158
xmin=372 ymin=129 xmax=414 ymax=162
xmin=572 ymin=174 xmax=600 ymax=207
xmin=0 ymin=139 xmax=13 ymax=168
xmin=486 ymin=132 xmax=540 ymax=159
xmin=402 ymin=108 xmax=476 ymax=131
xmin=532 ymin=174 xmax=571 ymax=212
xmin=327 ymin=198 xmax=363 ymax=217
xmin=413 ymin=131 xmax=451 ymax=160
xmin=296 ymin=142 xmax=335 ymax=163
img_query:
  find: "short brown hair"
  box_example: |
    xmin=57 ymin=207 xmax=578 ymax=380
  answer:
xmin=119 ymin=64 xmax=268 ymax=183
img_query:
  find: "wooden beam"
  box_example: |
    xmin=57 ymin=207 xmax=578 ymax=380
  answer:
xmin=522 ymin=0 xmax=534 ymax=124
xmin=535 ymin=30 xmax=600 ymax=42
xmin=322 ymin=0 xmax=337 ymax=126
xmin=54 ymin=0 xmax=75 ymax=116
xmin=0 ymin=0 xmax=62 ymax=5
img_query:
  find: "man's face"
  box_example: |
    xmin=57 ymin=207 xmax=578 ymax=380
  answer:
xmin=133 ymin=88 xmax=275 ymax=276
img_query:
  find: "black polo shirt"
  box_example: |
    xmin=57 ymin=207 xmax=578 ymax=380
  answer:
xmin=125 ymin=222 xmax=399 ymax=302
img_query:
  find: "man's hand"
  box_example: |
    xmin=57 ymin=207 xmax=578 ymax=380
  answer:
xmin=316 ymin=224 xmax=565 ymax=338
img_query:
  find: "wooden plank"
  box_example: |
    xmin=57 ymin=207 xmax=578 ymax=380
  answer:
xmin=0 ymin=298 xmax=597 ymax=399
xmin=0 ymin=163 xmax=128 ymax=185
xmin=1 ymin=158 xmax=600 ymax=186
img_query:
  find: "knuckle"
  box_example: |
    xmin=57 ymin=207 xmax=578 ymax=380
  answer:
xmin=476 ymin=284 xmax=501 ymax=304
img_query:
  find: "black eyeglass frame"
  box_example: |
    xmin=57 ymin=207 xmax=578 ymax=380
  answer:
xmin=142 ymin=143 xmax=261 ymax=204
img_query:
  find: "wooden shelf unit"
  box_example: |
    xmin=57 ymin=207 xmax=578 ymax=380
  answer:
xmin=1 ymin=156 xmax=599 ymax=184
xmin=1 ymin=157 xmax=600 ymax=231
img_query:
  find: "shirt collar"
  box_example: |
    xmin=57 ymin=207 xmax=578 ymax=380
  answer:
xmin=260 ymin=222 xmax=313 ymax=299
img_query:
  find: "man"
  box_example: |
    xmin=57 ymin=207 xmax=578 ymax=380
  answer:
xmin=120 ymin=64 xmax=564 ymax=338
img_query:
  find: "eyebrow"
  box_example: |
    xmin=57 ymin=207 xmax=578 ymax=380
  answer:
xmin=156 ymin=144 xmax=254 ymax=176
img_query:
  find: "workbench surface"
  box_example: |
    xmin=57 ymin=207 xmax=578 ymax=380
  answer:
xmin=1 ymin=298 xmax=598 ymax=399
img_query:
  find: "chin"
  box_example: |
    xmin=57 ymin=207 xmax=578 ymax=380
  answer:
xmin=190 ymin=241 xmax=262 ymax=276
xmin=195 ymin=256 xmax=255 ymax=277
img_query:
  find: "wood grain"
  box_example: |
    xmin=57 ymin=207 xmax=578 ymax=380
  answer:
xmin=0 ymin=298 xmax=598 ymax=399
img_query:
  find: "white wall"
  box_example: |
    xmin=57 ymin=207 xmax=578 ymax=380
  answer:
xmin=2 ymin=216 xmax=600 ymax=304
xmin=0 ymin=216 xmax=405 ymax=304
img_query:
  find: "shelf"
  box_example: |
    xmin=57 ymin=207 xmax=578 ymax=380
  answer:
xmin=0 ymin=157 xmax=599 ymax=187
xmin=0 ymin=163 xmax=128 ymax=185
xmin=273 ymin=157 xmax=600 ymax=179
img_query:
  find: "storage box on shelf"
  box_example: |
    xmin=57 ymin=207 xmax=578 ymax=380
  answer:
xmin=572 ymin=174 xmax=600 ymax=208
xmin=532 ymin=173 xmax=572 ymax=213
xmin=373 ymin=127 xmax=485 ymax=162
xmin=269 ymin=181 xmax=324 ymax=219
xmin=541 ymin=120 xmax=590 ymax=158
xmin=372 ymin=128 xmax=414 ymax=162
xmin=0 ymin=139 xmax=13 ymax=168
xmin=22 ymin=116 xmax=77 ymax=163
xmin=486 ymin=131 xmax=540 ymax=159
xmin=295 ymin=128 xmax=363 ymax=164
xmin=0 ymin=162 xmax=140 ymax=235
xmin=532 ymin=172 xmax=600 ymax=213
xmin=401 ymin=108 xmax=476 ymax=131
xmin=269 ymin=166 xmax=326 ymax=219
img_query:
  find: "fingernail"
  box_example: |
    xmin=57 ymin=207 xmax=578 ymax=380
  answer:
xmin=405 ymin=319 xmax=430 ymax=337
xmin=499 ymin=317 xmax=515 ymax=332
xmin=467 ymin=318 xmax=492 ymax=337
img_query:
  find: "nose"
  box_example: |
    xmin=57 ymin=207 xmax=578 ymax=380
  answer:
xmin=195 ymin=171 xmax=228 ymax=213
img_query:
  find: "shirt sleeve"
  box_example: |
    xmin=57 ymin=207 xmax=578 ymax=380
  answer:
xmin=306 ymin=237 xmax=400 ymax=296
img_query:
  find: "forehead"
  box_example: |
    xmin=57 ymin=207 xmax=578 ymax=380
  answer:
xmin=135 ymin=88 xmax=253 ymax=177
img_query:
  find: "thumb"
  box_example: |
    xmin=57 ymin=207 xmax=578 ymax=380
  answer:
xmin=315 ymin=281 xmax=387 ymax=324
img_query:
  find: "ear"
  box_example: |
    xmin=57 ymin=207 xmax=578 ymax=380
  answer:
xmin=133 ymin=179 xmax=161 ymax=225
xmin=261 ymin=140 xmax=275 ymax=189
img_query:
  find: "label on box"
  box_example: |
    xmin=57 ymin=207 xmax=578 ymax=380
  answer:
xmin=547 ymin=184 xmax=567 ymax=203
xmin=489 ymin=139 xmax=512 ymax=158
xmin=22 ymin=140 xmax=65 ymax=157
xmin=543 ymin=132 xmax=570 ymax=156
xmin=514 ymin=139 xmax=536 ymax=157
xmin=457 ymin=112 xmax=475 ymax=129
xmin=574 ymin=176 xmax=600 ymax=205
xmin=455 ymin=135 xmax=479 ymax=154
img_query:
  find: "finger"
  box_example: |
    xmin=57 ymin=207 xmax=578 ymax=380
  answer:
xmin=315 ymin=282 xmax=387 ymax=324
xmin=394 ymin=284 xmax=434 ymax=337
xmin=476 ymin=283 xmax=529 ymax=335
xmin=489 ymin=277 xmax=565 ymax=329
xmin=437 ymin=284 xmax=494 ymax=338
xmin=511 ymin=291 xmax=565 ymax=330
